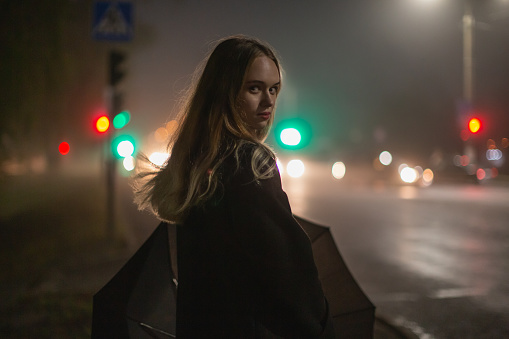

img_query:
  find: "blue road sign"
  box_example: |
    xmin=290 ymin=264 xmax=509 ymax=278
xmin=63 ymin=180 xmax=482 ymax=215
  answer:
xmin=93 ymin=2 xmax=134 ymax=42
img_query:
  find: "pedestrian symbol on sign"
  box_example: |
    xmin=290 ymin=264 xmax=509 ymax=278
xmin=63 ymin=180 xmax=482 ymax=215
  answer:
xmin=93 ymin=2 xmax=133 ymax=42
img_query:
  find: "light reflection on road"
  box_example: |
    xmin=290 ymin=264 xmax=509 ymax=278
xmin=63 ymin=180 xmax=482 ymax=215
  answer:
xmin=280 ymin=159 xmax=509 ymax=325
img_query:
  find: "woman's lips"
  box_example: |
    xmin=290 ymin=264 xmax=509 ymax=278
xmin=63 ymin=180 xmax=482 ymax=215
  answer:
xmin=258 ymin=112 xmax=271 ymax=120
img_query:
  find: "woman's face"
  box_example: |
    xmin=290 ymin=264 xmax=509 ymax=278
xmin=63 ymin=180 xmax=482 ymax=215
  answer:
xmin=238 ymin=56 xmax=280 ymax=132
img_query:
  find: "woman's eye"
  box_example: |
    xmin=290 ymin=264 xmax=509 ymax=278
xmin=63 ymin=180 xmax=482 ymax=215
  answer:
xmin=249 ymin=86 xmax=260 ymax=93
xmin=269 ymin=87 xmax=279 ymax=94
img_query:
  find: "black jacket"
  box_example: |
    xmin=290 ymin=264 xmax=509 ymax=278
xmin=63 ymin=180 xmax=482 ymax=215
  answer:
xmin=176 ymin=145 xmax=335 ymax=338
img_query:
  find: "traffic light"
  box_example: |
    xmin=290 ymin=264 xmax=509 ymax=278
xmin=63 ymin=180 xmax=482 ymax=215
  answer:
xmin=113 ymin=110 xmax=131 ymax=129
xmin=58 ymin=142 xmax=70 ymax=155
xmin=109 ymin=50 xmax=126 ymax=86
xmin=274 ymin=118 xmax=312 ymax=150
xmin=468 ymin=117 xmax=482 ymax=134
xmin=111 ymin=134 xmax=136 ymax=159
xmin=95 ymin=115 xmax=110 ymax=133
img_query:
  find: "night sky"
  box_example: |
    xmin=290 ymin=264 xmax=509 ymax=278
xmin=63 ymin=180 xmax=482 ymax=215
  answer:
xmin=122 ymin=0 xmax=509 ymax=165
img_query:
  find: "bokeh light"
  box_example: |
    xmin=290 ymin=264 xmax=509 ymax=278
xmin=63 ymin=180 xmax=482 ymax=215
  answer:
xmin=287 ymin=159 xmax=305 ymax=178
xmin=149 ymin=152 xmax=170 ymax=166
xmin=486 ymin=149 xmax=503 ymax=161
xmin=113 ymin=111 xmax=131 ymax=129
xmin=280 ymin=128 xmax=301 ymax=146
xmin=501 ymin=138 xmax=509 ymax=148
xmin=117 ymin=140 xmax=135 ymax=158
xmin=166 ymin=120 xmax=178 ymax=135
xmin=398 ymin=163 xmax=408 ymax=173
xmin=96 ymin=116 xmax=110 ymax=133
xmin=422 ymin=168 xmax=434 ymax=186
xmin=400 ymin=166 xmax=418 ymax=183
xmin=155 ymin=127 xmax=169 ymax=143
xmin=331 ymin=162 xmax=346 ymax=179
xmin=468 ymin=118 xmax=481 ymax=134
xmin=58 ymin=142 xmax=70 ymax=155
xmin=123 ymin=156 xmax=135 ymax=171
xmin=476 ymin=168 xmax=486 ymax=181
xmin=379 ymin=151 xmax=392 ymax=166
xmin=414 ymin=166 xmax=424 ymax=177
xmin=454 ymin=155 xmax=471 ymax=167
xmin=154 ymin=120 xmax=179 ymax=143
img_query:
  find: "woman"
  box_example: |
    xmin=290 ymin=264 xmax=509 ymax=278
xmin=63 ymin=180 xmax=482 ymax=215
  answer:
xmin=135 ymin=35 xmax=334 ymax=338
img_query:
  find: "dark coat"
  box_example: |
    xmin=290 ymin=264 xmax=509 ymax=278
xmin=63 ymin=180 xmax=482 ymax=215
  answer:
xmin=176 ymin=145 xmax=335 ymax=338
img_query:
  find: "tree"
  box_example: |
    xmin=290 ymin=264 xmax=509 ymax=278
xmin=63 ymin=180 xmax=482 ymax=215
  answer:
xmin=0 ymin=0 xmax=107 ymax=168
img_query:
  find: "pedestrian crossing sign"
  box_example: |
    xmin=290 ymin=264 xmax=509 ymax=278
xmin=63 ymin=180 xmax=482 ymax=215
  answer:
xmin=92 ymin=1 xmax=133 ymax=42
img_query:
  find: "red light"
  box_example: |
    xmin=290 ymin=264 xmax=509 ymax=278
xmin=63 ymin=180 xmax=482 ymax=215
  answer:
xmin=460 ymin=155 xmax=470 ymax=166
xmin=476 ymin=168 xmax=486 ymax=180
xmin=59 ymin=142 xmax=70 ymax=155
xmin=468 ymin=118 xmax=481 ymax=134
xmin=95 ymin=116 xmax=110 ymax=133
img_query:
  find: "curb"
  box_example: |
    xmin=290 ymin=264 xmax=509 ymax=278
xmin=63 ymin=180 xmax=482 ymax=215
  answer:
xmin=375 ymin=314 xmax=420 ymax=339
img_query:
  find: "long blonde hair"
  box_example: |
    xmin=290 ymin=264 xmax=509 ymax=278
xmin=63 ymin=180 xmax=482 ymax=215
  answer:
xmin=133 ymin=35 xmax=282 ymax=223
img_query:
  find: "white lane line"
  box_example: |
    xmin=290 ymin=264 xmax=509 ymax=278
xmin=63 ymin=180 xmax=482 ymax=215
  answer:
xmin=373 ymin=292 xmax=419 ymax=302
xmin=393 ymin=315 xmax=436 ymax=339
xmin=429 ymin=287 xmax=484 ymax=299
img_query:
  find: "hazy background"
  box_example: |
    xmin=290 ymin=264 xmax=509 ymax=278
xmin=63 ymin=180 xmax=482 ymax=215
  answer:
xmin=2 ymin=0 xmax=509 ymax=174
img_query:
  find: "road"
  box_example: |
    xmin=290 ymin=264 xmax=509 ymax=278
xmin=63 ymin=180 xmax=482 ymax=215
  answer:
xmin=280 ymin=160 xmax=509 ymax=339
xmin=118 ymin=160 xmax=509 ymax=339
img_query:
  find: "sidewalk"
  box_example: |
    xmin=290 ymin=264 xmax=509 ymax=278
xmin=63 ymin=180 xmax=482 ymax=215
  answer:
xmin=374 ymin=314 xmax=419 ymax=339
xmin=0 ymin=171 xmax=417 ymax=338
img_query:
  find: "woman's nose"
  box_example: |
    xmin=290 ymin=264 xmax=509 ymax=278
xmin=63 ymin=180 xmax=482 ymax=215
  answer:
xmin=261 ymin=91 xmax=274 ymax=107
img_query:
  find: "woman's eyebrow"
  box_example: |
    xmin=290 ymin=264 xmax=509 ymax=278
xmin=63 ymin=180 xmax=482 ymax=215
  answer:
xmin=245 ymin=80 xmax=280 ymax=86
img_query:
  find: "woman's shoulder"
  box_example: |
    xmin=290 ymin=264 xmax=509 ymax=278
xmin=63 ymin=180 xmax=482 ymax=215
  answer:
xmin=220 ymin=141 xmax=278 ymax=187
xmin=235 ymin=142 xmax=276 ymax=171
xmin=235 ymin=141 xmax=275 ymax=164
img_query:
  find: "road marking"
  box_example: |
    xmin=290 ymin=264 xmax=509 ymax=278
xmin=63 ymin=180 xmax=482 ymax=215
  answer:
xmin=393 ymin=316 xmax=436 ymax=339
xmin=374 ymin=292 xmax=419 ymax=302
xmin=429 ymin=287 xmax=484 ymax=299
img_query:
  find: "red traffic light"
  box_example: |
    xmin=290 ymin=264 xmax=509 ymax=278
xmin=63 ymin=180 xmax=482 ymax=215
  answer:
xmin=468 ymin=118 xmax=481 ymax=134
xmin=59 ymin=142 xmax=70 ymax=155
xmin=95 ymin=115 xmax=110 ymax=133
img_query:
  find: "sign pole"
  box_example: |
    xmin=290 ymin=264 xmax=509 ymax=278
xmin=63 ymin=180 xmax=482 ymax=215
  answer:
xmin=93 ymin=1 xmax=133 ymax=239
xmin=106 ymin=84 xmax=119 ymax=240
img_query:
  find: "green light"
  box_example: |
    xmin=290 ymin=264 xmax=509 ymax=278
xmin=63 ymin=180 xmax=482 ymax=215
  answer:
xmin=280 ymin=128 xmax=301 ymax=146
xmin=112 ymin=134 xmax=136 ymax=159
xmin=274 ymin=118 xmax=312 ymax=150
xmin=113 ymin=111 xmax=131 ymax=129
xmin=117 ymin=140 xmax=134 ymax=157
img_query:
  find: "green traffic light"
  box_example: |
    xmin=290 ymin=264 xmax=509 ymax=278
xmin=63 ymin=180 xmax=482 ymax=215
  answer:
xmin=280 ymin=128 xmax=301 ymax=146
xmin=112 ymin=134 xmax=136 ymax=159
xmin=113 ymin=111 xmax=131 ymax=129
xmin=274 ymin=118 xmax=312 ymax=150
